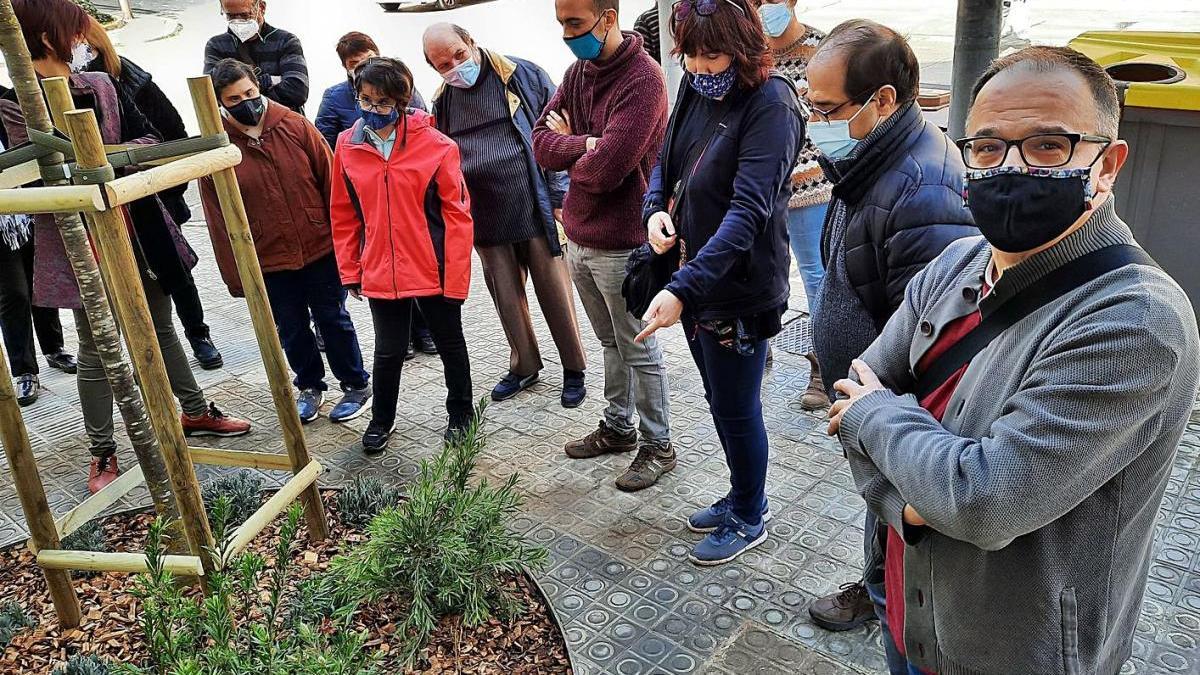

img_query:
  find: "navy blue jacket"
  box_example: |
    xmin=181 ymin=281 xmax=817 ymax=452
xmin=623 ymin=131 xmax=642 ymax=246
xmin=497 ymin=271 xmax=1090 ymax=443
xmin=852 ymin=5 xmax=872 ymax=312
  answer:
xmin=643 ymin=75 xmax=803 ymax=320
xmin=431 ymin=50 xmax=568 ymax=256
xmin=315 ymin=79 xmax=427 ymax=149
xmin=819 ymin=103 xmax=978 ymax=330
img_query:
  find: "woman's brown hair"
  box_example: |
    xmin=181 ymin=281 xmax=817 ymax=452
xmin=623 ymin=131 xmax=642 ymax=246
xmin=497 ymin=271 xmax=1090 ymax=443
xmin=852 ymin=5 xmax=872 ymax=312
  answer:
xmin=670 ymin=0 xmax=773 ymax=90
xmin=84 ymin=16 xmax=121 ymax=79
xmin=12 ymin=0 xmax=88 ymax=64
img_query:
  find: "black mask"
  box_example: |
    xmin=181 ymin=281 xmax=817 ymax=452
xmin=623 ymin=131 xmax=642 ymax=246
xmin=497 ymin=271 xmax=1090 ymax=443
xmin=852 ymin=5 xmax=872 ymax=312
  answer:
xmin=963 ymin=166 xmax=1096 ymax=253
xmin=225 ymin=96 xmax=266 ymax=127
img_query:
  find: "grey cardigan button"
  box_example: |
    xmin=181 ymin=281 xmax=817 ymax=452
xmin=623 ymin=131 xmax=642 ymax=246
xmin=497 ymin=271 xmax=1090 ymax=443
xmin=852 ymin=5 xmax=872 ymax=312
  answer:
xmin=919 ymin=320 xmax=934 ymax=336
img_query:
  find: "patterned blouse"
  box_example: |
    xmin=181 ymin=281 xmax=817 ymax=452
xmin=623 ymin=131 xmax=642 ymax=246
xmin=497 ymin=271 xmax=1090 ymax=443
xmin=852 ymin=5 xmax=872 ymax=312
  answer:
xmin=774 ymin=24 xmax=834 ymax=210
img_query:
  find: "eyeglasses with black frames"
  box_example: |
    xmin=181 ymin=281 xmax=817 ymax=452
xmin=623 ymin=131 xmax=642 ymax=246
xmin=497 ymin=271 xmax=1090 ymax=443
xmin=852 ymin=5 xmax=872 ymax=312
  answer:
xmin=955 ymin=133 xmax=1112 ymax=170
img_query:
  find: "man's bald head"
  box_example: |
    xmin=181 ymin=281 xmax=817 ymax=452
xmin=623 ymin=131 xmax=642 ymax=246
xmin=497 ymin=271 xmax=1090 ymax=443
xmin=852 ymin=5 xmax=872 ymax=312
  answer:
xmin=423 ymin=23 xmax=476 ymax=74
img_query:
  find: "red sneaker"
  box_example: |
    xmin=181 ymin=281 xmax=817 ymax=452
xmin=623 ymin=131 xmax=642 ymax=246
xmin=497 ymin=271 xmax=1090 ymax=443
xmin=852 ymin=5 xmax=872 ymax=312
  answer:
xmin=181 ymin=403 xmax=252 ymax=438
xmin=88 ymin=454 xmax=120 ymax=494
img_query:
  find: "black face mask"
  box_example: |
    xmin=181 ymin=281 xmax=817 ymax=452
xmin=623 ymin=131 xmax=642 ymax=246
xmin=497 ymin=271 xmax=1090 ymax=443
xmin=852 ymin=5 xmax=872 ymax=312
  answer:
xmin=963 ymin=166 xmax=1096 ymax=253
xmin=225 ymin=96 xmax=266 ymax=127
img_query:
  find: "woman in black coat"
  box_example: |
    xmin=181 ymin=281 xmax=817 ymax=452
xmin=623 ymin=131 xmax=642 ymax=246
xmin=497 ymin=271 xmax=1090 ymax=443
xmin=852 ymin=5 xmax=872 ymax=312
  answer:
xmin=85 ymin=15 xmax=224 ymax=369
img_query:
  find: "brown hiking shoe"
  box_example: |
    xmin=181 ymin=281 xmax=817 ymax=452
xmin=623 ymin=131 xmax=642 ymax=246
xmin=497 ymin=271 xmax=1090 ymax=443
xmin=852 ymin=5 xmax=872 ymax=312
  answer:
xmin=565 ymin=421 xmax=637 ymax=459
xmin=615 ymin=441 xmax=676 ymax=492
xmin=809 ymin=581 xmax=877 ymax=631
xmin=801 ymin=353 xmax=831 ymax=411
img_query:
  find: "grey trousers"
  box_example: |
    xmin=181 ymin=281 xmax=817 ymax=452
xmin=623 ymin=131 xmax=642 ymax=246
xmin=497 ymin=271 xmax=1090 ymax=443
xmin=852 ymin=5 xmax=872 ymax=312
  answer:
xmin=75 ymin=271 xmax=207 ymax=455
xmin=477 ymin=236 xmax=587 ymax=377
xmin=566 ymin=241 xmax=670 ymax=442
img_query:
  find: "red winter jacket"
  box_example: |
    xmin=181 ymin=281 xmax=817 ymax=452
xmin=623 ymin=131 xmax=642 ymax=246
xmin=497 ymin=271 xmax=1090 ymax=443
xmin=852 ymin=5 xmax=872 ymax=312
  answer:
xmin=330 ymin=110 xmax=473 ymax=300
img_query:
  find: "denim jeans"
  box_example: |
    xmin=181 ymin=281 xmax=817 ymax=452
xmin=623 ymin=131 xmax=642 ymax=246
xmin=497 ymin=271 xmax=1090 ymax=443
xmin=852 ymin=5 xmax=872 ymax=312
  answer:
xmin=367 ymin=295 xmax=473 ymax=430
xmin=565 ymin=242 xmax=670 ymax=442
xmin=262 ymin=254 xmax=369 ymax=392
xmin=684 ymin=319 xmax=769 ymax=524
xmin=786 ymin=203 xmax=829 ymax=304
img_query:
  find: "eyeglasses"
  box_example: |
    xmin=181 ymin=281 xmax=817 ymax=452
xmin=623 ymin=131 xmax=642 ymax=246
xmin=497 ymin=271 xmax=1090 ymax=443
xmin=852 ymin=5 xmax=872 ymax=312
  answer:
xmin=807 ymin=90 xmax=876 ymax=124
xmin=357 ymin=98 xmax=396 ymax=114
xmin=672 ymin=0 xmax=747 ymax=21
xmin=955 ymin=133 xmax=1112 ymax=169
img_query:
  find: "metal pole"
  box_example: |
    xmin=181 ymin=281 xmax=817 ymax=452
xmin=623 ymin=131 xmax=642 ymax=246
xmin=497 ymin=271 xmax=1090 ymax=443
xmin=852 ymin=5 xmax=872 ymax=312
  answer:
xmin=657 ymin=0 xmax=683 ymax=107
xmin=948 ymin=0 xmax=1003 ymax=139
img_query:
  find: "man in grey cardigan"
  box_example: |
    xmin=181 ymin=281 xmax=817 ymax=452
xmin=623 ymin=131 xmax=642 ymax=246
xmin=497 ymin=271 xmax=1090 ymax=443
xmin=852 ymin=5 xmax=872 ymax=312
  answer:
xmin=828 ymin=46 xmax=1200 ymax=674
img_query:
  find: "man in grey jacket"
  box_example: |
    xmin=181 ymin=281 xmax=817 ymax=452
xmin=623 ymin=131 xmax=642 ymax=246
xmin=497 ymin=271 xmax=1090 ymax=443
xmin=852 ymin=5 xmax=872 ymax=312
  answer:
xmin=827 ymin=46 xmax=1200 ymax=674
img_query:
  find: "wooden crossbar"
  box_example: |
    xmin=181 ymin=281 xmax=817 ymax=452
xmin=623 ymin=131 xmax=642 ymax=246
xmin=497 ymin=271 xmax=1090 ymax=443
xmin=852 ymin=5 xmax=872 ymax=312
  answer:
xmin=103 ymin=145 xmax=242 ymax=209
xmin=188 ymin=446 xmax=295 ymax=471
xmin=228 ymin=461 xmax=322 ymax=556
xmin=53 ymin=465 xmax=145 ymax=544
xmin=0 ymin=184 xmax=104 ymax=214
xmin=38 ymin=549 xmax=205 ymax=576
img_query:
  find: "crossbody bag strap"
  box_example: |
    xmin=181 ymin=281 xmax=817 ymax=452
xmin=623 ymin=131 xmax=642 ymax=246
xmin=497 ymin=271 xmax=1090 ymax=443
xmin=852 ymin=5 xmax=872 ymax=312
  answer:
xmin=912 ymin=244 xmax=1159 ymax=401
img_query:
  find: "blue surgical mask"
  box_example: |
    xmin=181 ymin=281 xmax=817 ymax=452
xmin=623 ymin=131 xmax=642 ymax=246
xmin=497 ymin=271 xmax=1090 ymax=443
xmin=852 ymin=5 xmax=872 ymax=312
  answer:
xmin=565 ymin=15 xmax=609 ymax=61
xmin=808 ymin=94 xmax=877 ymax=160
xmin=758 ymin=3 xmax=793 ymax=38
xmin=444 ymin=57 xmax=481 ymax=89
xmin=689 ymin=67 xmax=737 ymax=100
xmin=361 ymin=108 xmax=399 ymax=131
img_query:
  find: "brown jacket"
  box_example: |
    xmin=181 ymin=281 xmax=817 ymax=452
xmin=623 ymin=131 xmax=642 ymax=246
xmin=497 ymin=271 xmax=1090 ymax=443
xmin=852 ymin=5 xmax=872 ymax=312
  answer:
xmin=200 ymin=101 xmax=333 ymax=297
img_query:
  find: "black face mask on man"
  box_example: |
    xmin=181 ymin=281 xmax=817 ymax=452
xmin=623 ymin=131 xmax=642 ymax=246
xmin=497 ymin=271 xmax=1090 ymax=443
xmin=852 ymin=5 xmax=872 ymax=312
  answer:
xmin=224 ymin=96 xmax=266 ymax=127
xmin=962 ymin=165 xmax=1098 ymax=253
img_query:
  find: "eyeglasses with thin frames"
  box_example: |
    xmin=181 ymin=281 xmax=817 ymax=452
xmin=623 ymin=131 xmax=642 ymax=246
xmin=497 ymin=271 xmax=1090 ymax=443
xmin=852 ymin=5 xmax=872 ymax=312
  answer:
xmin=357 ymin=98 xmax=397 ymax=114
xmin=955 ymin=133 xmax=1112 ymax=170
xmin=806 ymin=89 xmax=876 ymax=124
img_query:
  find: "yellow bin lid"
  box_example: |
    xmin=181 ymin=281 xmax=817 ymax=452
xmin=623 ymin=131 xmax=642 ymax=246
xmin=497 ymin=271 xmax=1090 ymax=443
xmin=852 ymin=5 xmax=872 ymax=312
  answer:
xmin=1070 ymin=31 xmax=1200 ymax=112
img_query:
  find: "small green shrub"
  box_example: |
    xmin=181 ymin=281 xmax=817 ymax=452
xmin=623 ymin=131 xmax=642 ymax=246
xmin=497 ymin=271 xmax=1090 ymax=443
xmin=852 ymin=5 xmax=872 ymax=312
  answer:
xmin=335 ymin=476 xmax=404 ymax=529
xmin=61 ymin=521 xmax=109 ymax=554
xmin=0 ymin=601 xmax=34 ymax=649
xmin=52 ymin=654 xmax=112 ymax=675
xmin=201 ymin=470 xmax=264 ymax=529
xmin=112 ymin=499 xmax=378 ymax=675
xmin=330 ymin=400 xmax=547 ymax=664
xmin=70 ymin=0 xmax=115 ymax=24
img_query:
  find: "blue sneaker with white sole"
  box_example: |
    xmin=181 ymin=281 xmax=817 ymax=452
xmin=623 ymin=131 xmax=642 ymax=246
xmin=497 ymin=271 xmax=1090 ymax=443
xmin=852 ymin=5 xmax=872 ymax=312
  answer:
xmin=687 ymin=496 xmax=772 ymax=533
xmin=690 ymin=511 xmax=768 ymax=566
xmin=296 ymin=388 xmax=323 ymax=424
xmin=329 ymin=386 xmax=371 ymax=423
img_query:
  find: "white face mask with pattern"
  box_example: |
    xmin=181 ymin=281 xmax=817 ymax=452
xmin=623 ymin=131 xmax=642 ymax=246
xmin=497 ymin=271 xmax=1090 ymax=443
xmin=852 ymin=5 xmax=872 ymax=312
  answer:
xmin=69 ymin=42 xmax=95 ymax=74
xmin=228 ymin=19 xmax=260 ymax=43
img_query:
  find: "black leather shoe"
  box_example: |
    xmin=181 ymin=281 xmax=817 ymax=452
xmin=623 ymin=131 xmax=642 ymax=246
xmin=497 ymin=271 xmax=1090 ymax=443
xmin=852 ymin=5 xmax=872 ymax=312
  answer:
xmin=45 ymin=350 xmax=77 ymax=374
xmin=189 ymin=337 xmax=224 ymax=370
xmin=414 ymin=331 xmax=438 ymax=355
xmin=16 ymin=374 xmax=38 ymax=407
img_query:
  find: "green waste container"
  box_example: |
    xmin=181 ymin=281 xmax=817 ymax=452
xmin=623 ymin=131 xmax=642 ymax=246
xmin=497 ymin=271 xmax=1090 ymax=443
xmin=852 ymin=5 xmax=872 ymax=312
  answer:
xmin=1071 ymin=31 xmax=1200 ymax=317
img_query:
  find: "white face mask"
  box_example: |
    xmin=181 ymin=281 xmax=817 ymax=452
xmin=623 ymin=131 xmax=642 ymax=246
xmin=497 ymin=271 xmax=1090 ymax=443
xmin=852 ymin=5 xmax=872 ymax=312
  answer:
xmin=69 ymin=42 xmax=95 ymax=74
xmin=228 ymin=19 xmax=260 ymax=43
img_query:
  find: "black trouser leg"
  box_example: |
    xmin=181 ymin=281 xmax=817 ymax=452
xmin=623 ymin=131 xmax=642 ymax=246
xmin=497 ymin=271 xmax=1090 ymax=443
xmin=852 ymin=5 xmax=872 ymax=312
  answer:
xmin=0 ymin=241 xmax=45 ymax=375
xmin=170 ymin=276 xmax=210 ymax=342
xmin=367 ymin=298 xmax=414 ymax=431
xmin=415 ymin=296 xmax=473 ymax=423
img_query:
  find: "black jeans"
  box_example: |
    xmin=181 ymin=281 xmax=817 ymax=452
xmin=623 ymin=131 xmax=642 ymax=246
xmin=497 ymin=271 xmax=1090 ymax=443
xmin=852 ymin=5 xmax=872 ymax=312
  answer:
xmin=170 ymin=275 xmax=210 ymax=342
xmin=368 ymin=296 xmax=472 ymax=430
xmin=0 ymin=239 xmax=64 ymax=376
xmin=262 ymin=255 xmax=369 ymax=392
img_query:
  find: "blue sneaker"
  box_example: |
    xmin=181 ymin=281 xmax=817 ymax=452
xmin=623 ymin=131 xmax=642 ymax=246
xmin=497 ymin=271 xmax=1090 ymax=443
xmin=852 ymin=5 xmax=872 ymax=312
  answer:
xmin=296 ymin=388 xmax=323 ymax=424
xmin=491 ymin=371 xmax=539 ymax=402
xmin=329 ymin=386 xmax=371 ymax=423
xmin=687 ymin=496 xmax=772 ymax=534
xmin=689 ymin=512 xmax=768 ymax=566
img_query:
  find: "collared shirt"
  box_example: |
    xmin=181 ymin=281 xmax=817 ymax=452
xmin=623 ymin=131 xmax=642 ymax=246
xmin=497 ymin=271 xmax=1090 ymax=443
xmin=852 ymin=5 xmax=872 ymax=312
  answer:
xmin=364 ymin=125 xmax=396 ymax=159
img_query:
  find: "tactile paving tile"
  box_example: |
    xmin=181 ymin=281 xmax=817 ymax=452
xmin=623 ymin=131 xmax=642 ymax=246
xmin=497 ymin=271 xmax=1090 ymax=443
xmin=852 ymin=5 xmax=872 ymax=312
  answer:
xmin=0 ymin=226 xmax=1197 ymax=674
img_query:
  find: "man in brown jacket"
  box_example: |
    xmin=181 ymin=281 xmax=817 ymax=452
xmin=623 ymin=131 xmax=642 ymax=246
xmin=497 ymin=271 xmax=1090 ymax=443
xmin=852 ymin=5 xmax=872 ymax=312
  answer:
xmin=200 ymin=58 xmax=370 ymax=423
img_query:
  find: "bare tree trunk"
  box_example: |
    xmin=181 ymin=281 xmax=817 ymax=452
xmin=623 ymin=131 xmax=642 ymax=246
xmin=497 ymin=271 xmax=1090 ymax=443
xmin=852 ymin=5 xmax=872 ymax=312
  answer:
xmin=0 ymin=0 xmax=180 ymax=532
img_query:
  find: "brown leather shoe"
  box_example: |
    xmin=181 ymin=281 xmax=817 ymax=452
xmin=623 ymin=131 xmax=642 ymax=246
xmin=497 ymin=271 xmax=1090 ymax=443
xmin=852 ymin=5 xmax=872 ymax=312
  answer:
xmin=565 ymin=421 xmax=637 ymax=459
xmin=615 ymin=441 xmax=676 ymax=492
xmin=801 ymin=353 xmax=831 ymax=411
xmin=809 ymin=580 xmax=877 ymax=631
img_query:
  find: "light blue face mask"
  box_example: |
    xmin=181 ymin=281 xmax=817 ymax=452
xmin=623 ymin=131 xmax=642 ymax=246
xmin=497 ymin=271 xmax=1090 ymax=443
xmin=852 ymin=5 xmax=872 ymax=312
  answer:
xmin=808 ymin=93 xmax=877 ymax=160
xmin=758 ymin=2 xmax=793 ymax=38
xmin=564 ymin=15 xmax=609 ymax=61
xmin=444 ymin=57 xmax=481 ymax=89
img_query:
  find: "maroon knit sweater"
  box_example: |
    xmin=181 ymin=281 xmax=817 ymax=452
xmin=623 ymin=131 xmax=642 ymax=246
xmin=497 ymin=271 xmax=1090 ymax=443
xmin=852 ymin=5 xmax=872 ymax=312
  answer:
xmin=533 ymin=32 xmax=667 ymax=251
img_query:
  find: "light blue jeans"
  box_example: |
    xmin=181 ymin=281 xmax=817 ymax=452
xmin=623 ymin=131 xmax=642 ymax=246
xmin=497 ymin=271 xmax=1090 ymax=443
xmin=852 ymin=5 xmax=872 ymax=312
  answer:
xmin=787 ymin=203 xmax=829 ymax=304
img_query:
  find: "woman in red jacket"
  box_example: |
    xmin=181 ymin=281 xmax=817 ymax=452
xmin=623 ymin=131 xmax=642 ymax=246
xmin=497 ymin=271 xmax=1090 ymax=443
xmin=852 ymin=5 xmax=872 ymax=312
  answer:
xmin=331 ymin=57 xmax=474 ymax=454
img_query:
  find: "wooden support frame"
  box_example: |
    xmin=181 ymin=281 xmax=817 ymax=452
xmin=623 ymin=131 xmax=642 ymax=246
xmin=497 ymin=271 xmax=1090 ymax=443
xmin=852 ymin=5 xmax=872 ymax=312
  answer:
xmin=102 ymin=145 xmax=241 ymax=208
xmin=0 ymin=184 xmax=104 ymax=214
xmin=53 ymin=465 xmax=144 ymax=543
xmin=38 ymin=550 xmax=204 ymax=576
xmin=228 ymin=461 xmax=323 ymax=556
xmin=189 ymin=446 xmax=295 ymax=471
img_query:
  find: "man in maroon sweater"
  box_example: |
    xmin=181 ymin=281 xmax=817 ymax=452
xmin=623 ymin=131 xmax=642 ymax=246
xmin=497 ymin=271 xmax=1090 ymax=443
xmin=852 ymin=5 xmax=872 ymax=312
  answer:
xmin=533 ymin=0 xmax=673 ymax=492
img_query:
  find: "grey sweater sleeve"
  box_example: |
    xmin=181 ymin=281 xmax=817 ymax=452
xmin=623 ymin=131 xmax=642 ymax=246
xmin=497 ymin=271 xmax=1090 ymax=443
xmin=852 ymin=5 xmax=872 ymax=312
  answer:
xmin=839 ymin=295 xmax=1183 ymax=551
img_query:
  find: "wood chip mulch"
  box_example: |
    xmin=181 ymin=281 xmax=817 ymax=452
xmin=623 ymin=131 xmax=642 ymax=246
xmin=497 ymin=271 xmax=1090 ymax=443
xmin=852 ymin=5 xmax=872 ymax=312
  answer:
xmin=0 ymin=491 xmax=572 ymax=674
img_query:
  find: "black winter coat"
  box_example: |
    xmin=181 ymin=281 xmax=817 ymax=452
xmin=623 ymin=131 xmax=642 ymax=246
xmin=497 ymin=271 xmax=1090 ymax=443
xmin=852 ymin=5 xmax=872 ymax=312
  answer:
xmin=818 ymin=103 xmax=977 ymax=330
xmin=87 ymin=56 xmax=192 ymax=225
